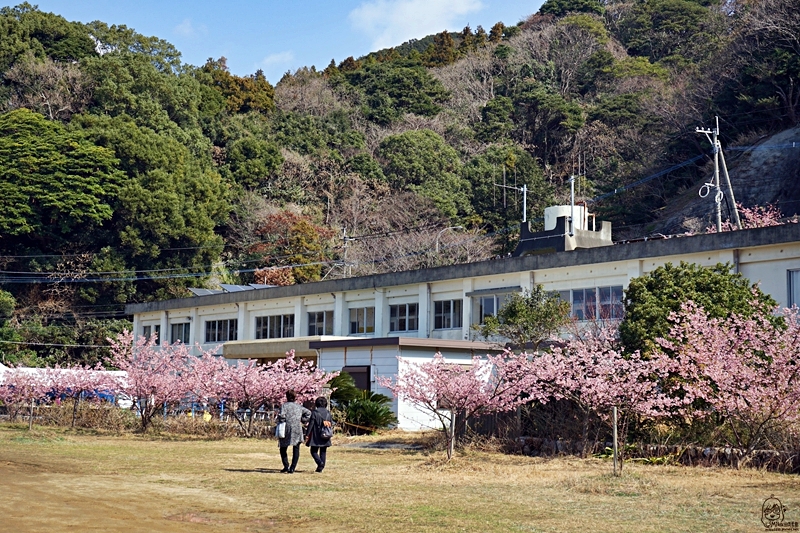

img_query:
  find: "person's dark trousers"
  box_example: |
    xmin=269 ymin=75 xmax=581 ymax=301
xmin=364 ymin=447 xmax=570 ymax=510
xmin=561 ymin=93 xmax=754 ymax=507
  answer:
xmin=280 ymin=445 xmax=300 ymax=472
xmin=310 ymin=446 xmax=327 ymax=472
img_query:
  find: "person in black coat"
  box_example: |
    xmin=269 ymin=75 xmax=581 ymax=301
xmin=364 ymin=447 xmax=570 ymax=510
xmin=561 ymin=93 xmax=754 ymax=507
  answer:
xmin=305 ymin=396 xmax=333 ymax=473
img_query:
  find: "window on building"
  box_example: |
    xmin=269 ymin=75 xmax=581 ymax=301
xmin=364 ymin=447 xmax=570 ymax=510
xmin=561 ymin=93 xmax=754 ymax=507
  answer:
xmin=205 ymin=319 xmax=238 ymax=343
xmin=599 ymin=286 xmax=624 ymax=319
xmin=434 ymin=299 xmax=462 ymax=329
xmin=790 ymin=270 xmax=800 ymax=307
xmin=389 ymin=303 xmax=418 ymax=332
xmin=142 ymin=324 xmax=160 ymax=341
xmin=572 ymin=288 xmax=597 ymax=320
xmin=567 ymin=286 xmax=623 ymax=321
xmin=474 ymin=294 xmax=510 ymax=325
xmin=308 ymin=310 xmax=334 ymax=336
xmin=170 ymin=323 xmax=190 ymax=343
xmin=341 ymin=365 xmax=371 ymax=392
xmin=349 ymin=306 xmax=375 ymax=334
xmin=255 ymin=314 xmax=295 ymax=339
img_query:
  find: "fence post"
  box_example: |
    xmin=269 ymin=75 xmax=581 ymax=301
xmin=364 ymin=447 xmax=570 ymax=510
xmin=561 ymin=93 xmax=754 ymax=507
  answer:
xmin=612 ymin=406 xmax=619 ymax=476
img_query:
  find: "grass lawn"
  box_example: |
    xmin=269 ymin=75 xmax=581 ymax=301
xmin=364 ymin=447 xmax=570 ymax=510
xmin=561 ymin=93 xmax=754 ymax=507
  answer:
xmin=1 ymin=423 xmax=798 ymax=532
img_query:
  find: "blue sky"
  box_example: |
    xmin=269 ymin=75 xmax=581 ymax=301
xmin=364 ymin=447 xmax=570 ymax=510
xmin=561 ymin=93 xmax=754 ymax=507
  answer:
xmin=25 ymin=0 xmax=544 ymax=81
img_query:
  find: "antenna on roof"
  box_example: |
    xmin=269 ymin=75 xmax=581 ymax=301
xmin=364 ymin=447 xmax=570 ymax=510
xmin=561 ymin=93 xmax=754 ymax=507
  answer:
xmin=494 ymin=181 xmax=528 ymax=223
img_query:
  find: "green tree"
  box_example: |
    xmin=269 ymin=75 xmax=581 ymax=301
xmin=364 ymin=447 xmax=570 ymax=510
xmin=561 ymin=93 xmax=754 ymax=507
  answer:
xmin=620 ymin=262 xmax=780 ymax=355
xmin=346 ymin=153 xmax=386 ymax=183
xmin=539 ymin=0 xmax=604 ymax=17
xmin=199 ymin=57 xmax=275 ymax=114
xmin=588 ymin=93 xmax=647 ymax=128
xmin=346 ymin=62 xmax=449 ymax=124
xmin=81 ymin=51 xmax=211 ymax=143
xmin=0 ymin=109 xmax=123 ymax=247
xmin=270 ymin=110 xmax=363 ymax=157
xmin=576 ymin=49 xmax=615 ymax=95
xmin=477 ymin=286 xmax=571 ymax=351
xmin=85 ymin=20 xmax=182 ymax=73
xmin=329 ymin=372 xmax=397 ymax=433
xmin=512 ymin=81 xmax=584 ymax=166
xmin=225 ymin=136 xmax=283 ymax=189
xmin=0 ymin=3 xmax=96 ymax=73
xmin=475 ymin=96 xmax=515 ymax=142
xmin=0 ymin=290 xmax=19 ymax=365
xmin=74 ymin=114 xmax=228 ymax=300
xmin=457 ymin=25 xmax=475 ymax=56
xmin=616 ymin=0 xmax=711 ymax=63
xmin=0 ymin=290 xmax=14 ymax=324
xmin=423 ymin=31 xmax=456 ymax=67
xmin=378 ymin=129 xmax=471 ymax=219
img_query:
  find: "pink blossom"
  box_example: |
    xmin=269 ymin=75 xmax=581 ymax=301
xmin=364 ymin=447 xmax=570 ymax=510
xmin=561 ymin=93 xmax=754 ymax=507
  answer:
xmin=0 ymin=365 xmax=52 ymax=429
xmin=653 ymin=301 xmax=800 ymax=464
xmin=707 ymin=202 xmax=793 ymax=233
xmin=106 ymin=331 xmax=197 ymax=432
xmin=379 ymin=352 xmax=532 ymax=459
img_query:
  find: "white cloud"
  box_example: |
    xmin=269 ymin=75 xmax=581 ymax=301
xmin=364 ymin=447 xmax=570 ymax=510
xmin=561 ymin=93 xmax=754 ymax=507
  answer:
xmin=174 ymin=19 xmax=207 ymax=39
xmin=349 ymin=0 xmax=483 ymax=50
xmin=259 ymin=51 xmax=295 ymax=68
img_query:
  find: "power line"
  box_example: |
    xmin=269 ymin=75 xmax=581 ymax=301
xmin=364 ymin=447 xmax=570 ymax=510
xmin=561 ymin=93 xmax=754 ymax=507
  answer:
xmin=0 ymin=340 xmax=109 ymax=348
xmin=588 ymin=153 xmax=709 ymax=204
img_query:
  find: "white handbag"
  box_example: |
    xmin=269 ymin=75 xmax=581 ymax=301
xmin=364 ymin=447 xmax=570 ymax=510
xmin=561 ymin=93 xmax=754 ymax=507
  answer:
xmin=275 ymin=421 xmax=286 ymax=439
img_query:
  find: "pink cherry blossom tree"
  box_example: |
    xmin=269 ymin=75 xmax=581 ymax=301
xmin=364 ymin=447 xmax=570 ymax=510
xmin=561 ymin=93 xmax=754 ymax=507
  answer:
xmin=106 ymin=331 xmax=198 ymax=433
xmin=0 ymin=366 xmax=51 ymax=429
xmin=189 ymin=351 xmax=231 ymax=417
xmin=653 ymin=302 xmax=800 ymax=467
xmin=524 ymin=327 xmax=677 ymax=460
xmin=48 ymin=364 xmax=124 ymax=428
xmin=265 ymin=351 xmax=337 ymax=404
xmin=708 ymin=202 xmax=796 ymax=233
xmin=379 ymin=352 xmax=533 ymax=460
xmin=219 ymin=351 xmax=337 ymax=437
xmin=214 ymin=359 xmax=267 ymax=436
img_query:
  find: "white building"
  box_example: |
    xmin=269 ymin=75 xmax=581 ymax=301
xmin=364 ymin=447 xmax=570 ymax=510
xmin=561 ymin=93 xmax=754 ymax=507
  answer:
xmin=126 ymin=220 xmax=800 ymax=430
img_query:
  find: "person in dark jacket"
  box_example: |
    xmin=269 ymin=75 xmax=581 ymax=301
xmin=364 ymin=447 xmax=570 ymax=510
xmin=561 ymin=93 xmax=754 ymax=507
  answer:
xmin=278 ymin=390 xmax=311 ymax=473
xmin=305 ymin=396 xmax=333 ymax=473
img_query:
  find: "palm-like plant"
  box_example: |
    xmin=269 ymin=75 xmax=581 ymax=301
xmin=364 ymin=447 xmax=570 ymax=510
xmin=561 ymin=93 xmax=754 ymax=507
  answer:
xmin=329 ymin=372 xmax=397 ymax=433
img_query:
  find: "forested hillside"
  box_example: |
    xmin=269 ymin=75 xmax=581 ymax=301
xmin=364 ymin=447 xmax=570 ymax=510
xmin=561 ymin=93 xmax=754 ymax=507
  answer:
xmin=0 ymin=0 xmax=798 ymax=365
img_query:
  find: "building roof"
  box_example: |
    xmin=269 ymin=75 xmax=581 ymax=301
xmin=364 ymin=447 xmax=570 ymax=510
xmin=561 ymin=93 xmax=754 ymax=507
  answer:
xmin=126 ymin=223 xmax=800 ymax=315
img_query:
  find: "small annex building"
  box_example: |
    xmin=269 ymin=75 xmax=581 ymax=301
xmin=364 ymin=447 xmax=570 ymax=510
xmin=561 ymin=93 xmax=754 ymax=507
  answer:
xmin=125 ymin=219 xmax=800 ymax=430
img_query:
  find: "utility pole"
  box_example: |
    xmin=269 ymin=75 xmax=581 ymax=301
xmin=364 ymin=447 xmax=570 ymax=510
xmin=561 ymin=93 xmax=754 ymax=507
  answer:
xmin=718 ymin=133 xmax=742 ymax=229
xmin=341 ymin=228 xmax=354 ymax=278
xmin=696 ymin=117 xmax=741 ymax=231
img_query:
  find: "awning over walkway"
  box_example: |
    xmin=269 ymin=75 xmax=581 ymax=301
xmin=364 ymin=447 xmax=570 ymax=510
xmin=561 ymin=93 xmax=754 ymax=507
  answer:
xmin=222 ymin=336 xmax=349 ymax=364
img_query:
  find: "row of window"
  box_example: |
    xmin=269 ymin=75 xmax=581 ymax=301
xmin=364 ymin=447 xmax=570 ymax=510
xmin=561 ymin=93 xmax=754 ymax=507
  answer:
xmin=145 ymin=288 xmax=627 ymax=343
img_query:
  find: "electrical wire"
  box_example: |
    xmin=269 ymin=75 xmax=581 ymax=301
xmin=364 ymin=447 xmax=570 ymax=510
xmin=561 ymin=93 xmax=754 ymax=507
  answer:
xmin=0 ymin=340 xmax=109 ymax=348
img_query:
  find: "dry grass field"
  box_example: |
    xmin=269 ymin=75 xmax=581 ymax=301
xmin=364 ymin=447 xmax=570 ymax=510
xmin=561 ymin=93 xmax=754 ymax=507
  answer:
xmin=1 ymin=423 xmax=799 ymax=533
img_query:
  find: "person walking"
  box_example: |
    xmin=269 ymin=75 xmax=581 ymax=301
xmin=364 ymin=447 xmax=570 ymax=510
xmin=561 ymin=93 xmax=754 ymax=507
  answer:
xmin=277 ymin=390 xmax=310 ymax=473
xmin=305 ymin=396 xmax=334 ymax=473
